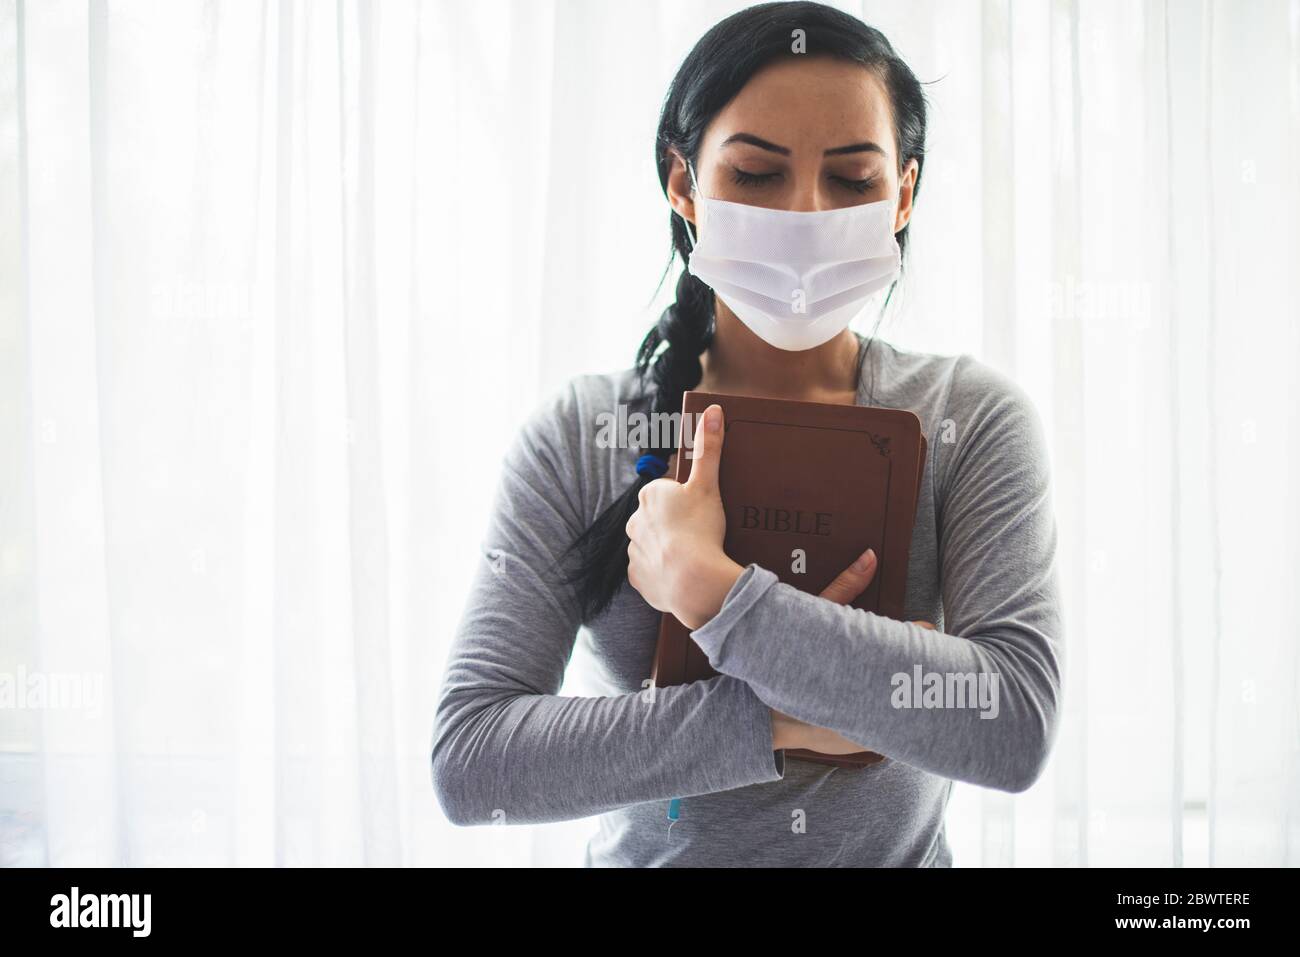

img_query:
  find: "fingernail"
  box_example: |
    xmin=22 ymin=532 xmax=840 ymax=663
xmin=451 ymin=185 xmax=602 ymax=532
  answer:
xmin=704 ymin=405 xmax=721 ymax=432
xmin=853 ymin=548 xmax=875 ymax=572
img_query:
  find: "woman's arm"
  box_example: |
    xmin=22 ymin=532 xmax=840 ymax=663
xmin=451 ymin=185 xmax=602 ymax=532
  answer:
xmin=430 ymin=381 xmax=783 ymax=827
xmin=685 ymin=358 xmax=1065 ymax=793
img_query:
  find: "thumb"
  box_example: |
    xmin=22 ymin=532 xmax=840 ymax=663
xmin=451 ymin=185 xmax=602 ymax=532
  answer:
xmin=685 ymin=404 xmax=724 ymax=493
xmin=819 ymin=548 xmax=877 ymax=605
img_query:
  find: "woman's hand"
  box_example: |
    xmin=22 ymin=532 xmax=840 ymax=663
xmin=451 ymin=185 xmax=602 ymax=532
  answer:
xmin=771 ymin=548 xmax=937 ymax=754
xmin=625 ymin=404 xmax=744 ymax=629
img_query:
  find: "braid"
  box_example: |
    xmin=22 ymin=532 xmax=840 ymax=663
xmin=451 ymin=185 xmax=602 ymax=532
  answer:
xmin=638 ymin=271 xmax=714 ymax=425
xmin=561 ymin=270 xmax=714 ymax=622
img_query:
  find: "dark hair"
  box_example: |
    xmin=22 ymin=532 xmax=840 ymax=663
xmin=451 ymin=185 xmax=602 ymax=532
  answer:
xmin=562 ymin=1 xmax=928 ymax=621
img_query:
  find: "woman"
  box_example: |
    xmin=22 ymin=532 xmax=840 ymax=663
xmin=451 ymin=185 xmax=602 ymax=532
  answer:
xmin=432 ymin=1 xmax=1063 ymax=867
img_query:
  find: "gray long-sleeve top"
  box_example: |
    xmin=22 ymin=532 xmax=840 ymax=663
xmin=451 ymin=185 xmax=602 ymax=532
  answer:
xmin=431 ymin=334 xmax=1065 ymax=866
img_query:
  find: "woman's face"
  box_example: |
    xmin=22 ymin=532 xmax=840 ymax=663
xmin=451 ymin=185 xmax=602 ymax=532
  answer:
xmin=668 ymin=55 xmax=918 ymax=234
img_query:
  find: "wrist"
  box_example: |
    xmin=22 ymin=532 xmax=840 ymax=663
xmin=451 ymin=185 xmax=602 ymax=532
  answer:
xmin=770 ymin=709 xmax=795 ymax=750
xmin=675 ymin=551 xmax=744 ymax=630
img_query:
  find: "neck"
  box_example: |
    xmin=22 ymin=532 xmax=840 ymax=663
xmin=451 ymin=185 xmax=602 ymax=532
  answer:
xmin=698 ymin=302 xmax=865 ymax=402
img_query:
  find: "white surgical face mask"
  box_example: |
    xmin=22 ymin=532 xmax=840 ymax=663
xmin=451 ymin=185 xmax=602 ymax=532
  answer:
xmin=680 ymin=160 xmax=901 ymax=352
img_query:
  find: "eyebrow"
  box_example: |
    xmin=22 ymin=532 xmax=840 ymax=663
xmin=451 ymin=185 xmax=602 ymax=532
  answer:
xmin=721 ymin=132 xmax=887 ymax=157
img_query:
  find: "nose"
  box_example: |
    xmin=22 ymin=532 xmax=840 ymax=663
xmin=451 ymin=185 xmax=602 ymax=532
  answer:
xmin=787 ymin=166 xmax=828 ymax=212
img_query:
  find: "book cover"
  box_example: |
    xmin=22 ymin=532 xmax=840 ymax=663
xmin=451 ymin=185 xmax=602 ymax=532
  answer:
xmin=649 ymin=389 xmax=927 ymax=769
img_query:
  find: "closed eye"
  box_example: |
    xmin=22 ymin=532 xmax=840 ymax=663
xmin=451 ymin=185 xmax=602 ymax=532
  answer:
xmin=731 ymin=167 xmax=781 ymax=187
xmin=834 ymin=176 xmax=878 ymax=194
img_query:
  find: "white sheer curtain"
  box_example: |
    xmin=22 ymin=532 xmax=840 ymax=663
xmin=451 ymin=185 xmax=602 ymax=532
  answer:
xmin=0 ymin=0 xmax=1296 ymax=867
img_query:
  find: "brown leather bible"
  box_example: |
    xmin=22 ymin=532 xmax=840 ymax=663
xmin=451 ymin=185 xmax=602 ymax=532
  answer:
xmin=649 ymin=389 xmax=927 ymax=769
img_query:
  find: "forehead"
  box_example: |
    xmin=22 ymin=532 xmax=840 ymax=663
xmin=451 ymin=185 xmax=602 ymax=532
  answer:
xmin=705 ymin=56 xmax=894 ymax=155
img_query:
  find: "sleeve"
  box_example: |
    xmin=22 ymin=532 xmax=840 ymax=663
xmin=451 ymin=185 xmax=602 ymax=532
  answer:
xmin=686 ymin=356 xmax=1065 ymax=793
xmin=430 ymin=378 xmax=784 ymax=827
